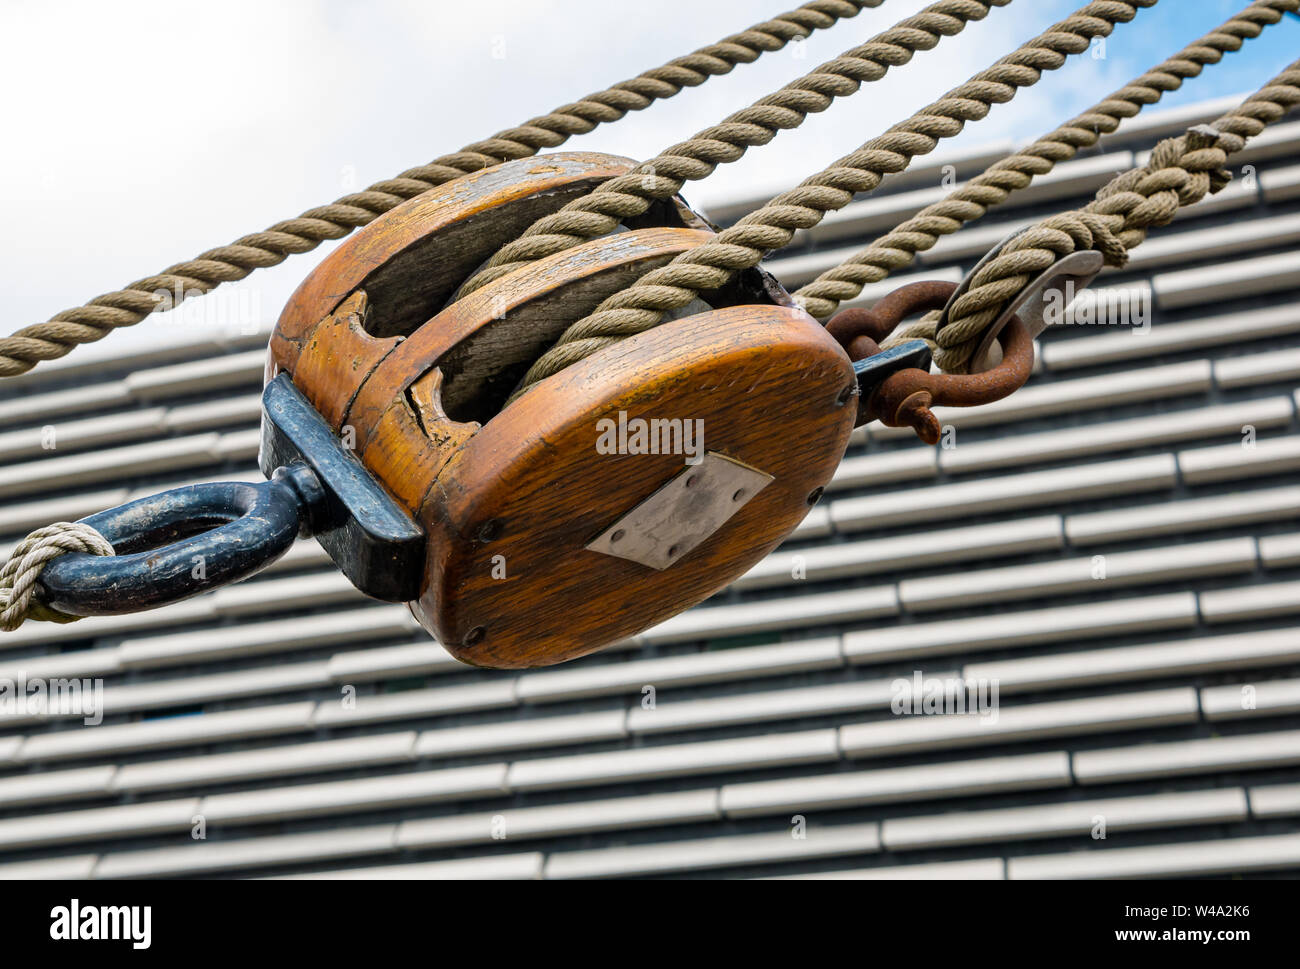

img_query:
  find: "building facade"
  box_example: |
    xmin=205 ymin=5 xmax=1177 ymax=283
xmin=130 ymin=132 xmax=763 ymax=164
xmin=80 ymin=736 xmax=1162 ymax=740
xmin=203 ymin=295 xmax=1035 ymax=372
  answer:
xmin=0 ymin=95 xmax=1298 ymax=879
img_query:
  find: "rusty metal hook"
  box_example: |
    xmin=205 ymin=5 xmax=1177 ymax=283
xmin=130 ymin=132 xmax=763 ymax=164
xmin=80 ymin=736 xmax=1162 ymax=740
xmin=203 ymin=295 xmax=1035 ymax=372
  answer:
xmin=825 ymin=280 xmax=957 ymax=361
xmin=826 ymin=280 xmax=1034 ymax=445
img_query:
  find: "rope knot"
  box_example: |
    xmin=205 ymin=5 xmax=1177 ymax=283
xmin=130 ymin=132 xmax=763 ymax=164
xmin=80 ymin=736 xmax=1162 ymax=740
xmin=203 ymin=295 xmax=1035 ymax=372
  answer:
xmin=0 ymin=522 xmax=114 ymax=632
xmin=1162 ymin=124 xmax=1233 ymax=191
xmin=1078 ymin=211 xmax=1128 ymax=268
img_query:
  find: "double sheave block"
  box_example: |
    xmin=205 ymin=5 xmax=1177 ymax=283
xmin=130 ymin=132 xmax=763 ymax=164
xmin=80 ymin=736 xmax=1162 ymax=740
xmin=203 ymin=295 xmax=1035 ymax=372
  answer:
xmin=269 ymin=153 xmax=857 ymax=668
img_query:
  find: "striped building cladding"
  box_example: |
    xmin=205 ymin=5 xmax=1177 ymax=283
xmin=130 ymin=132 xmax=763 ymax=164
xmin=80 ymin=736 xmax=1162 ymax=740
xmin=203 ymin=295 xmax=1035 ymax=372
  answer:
xmin=0 ymin=94 xmax=1298 ymax=880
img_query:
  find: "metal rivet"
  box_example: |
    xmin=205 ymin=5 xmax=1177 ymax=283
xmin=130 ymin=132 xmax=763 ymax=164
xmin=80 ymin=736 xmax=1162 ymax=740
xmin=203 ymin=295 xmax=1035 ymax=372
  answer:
xmin=667 ymin=544 xmax=680 ymax=558
xmin=806 ymin=486 xmax=824 ymax=506
xmin=732 ymin=488 xmax=746 ymax=502
xmin=836 ymin=384 xmax=855 ymax=407
xmin=463 ymin=626 xmax=485 ymax=647
xmin=684 ymin=475 xmax=697 ymax=489
xmin=476 ymin=520 xmax=502 ymax=542
xmin=611 ymin=529 xmax=625 ymax=543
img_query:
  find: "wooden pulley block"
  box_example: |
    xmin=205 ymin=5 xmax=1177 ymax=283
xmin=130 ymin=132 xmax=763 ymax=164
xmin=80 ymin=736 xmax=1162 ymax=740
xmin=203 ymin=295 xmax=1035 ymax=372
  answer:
xmin=267 ymin=152 xmax=857 ymax=668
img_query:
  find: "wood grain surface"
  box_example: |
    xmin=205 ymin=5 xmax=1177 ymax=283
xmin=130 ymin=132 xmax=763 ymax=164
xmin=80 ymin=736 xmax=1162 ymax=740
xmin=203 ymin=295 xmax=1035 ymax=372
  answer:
xmin=270 ymin=151 xmax=639 ymax=374
xmin=416 ymin=304 xmax=855 ymax=668
xmin=266 ymin=152 xmax=854 ymax=668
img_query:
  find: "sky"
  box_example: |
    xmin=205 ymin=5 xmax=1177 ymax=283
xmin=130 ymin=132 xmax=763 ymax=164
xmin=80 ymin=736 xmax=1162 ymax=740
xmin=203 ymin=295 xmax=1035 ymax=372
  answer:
xmin=1 ymin=0 xmax=1296 ymax=365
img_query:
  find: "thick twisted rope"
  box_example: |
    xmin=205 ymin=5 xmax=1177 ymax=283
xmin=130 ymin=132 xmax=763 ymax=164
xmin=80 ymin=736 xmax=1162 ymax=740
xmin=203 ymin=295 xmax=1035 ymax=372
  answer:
xmin=0 ymin=0 xmax=876 ymax=379
xmin=797 ymin=0 xmax=1300 ymax=320
xmin=512 ymin=0 xmax=1155 ymax=396
xmin=457 ymin=0 xmax=1012 ymax=299
xmin=887 ymin=57 xmax=1300 ymax=371
xmin=0 ymin=523 xmax=113 ymax=632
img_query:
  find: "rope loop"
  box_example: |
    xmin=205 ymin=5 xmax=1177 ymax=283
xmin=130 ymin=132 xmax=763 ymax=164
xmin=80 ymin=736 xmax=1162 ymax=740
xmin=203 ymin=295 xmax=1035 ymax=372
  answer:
xmin=0 ymin=523 xmax=114 ymax=632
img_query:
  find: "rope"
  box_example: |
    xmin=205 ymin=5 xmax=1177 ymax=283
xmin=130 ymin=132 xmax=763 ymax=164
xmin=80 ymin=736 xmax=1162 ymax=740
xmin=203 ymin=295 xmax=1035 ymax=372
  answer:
xmin=0 ymin=0 xmax=876 ymax=380
xmin=887 ymin=57 xmax=1300 ymax=371
xmin=0 ymin=523 xmax=113 ymax=632
xmin=457 ymin=0 xmax=1012 ymax=299
xmin=511 ymin=0 xmax=1155 ymax=397
xmin=797 ymin=0 xmax=1300 ymax=320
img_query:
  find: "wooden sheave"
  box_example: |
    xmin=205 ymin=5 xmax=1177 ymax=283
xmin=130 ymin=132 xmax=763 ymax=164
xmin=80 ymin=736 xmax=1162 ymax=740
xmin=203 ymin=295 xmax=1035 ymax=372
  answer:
xmin=269 ymin=152 xmax=855 ymax=668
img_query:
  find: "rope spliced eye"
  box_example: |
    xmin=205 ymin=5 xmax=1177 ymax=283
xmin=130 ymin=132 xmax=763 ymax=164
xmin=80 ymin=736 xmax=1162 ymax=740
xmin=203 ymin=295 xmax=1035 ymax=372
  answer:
xmin=935 ymin=227 xmax=1104 ymax=374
